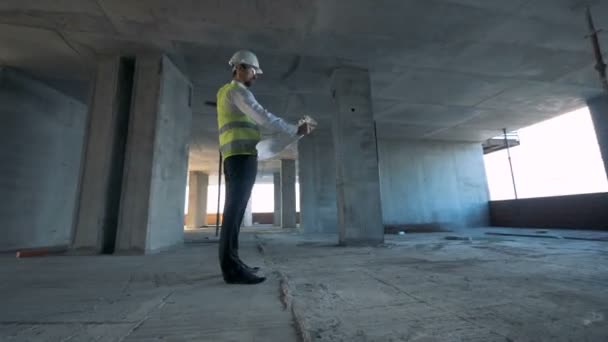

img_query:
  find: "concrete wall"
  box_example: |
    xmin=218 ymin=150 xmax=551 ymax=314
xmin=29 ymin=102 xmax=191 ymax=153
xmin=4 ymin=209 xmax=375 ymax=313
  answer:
xmin=490 ymin=193 xmax=608 ymax=230
xmin=377 ymin=139 xmax=490 ymax=230
xmin=0 ymin=69 xmax=86 ymax=251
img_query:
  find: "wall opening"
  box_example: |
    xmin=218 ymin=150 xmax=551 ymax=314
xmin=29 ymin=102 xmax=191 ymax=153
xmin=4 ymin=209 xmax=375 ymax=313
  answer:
xmin=484 ymin=106 xmax=608 ymax=201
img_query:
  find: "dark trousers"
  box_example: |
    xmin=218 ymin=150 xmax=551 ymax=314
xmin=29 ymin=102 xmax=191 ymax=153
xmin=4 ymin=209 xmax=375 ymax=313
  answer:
xmin=219 ymin=154 xmax=257 ymax=275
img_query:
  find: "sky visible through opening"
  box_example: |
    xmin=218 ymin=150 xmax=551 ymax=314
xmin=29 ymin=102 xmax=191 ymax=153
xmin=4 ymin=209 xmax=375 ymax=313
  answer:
xmin=484 ymin=106 xmax=608 ymax=200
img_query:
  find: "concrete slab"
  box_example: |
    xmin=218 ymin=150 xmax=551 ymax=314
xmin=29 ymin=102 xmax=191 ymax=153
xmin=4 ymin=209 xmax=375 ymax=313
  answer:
xmin=2 ymin=227 xmax=608 ymax=341
xmin=0 ymin=230 xmax=297 ymax=342
xmin=258 ymin=228 xmax=608 ymax=341
xmin=2 ymin=1 xmax=607 ymax=176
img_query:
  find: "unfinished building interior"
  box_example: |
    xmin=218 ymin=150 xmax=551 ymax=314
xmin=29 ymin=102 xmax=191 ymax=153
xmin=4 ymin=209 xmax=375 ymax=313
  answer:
xmin=1 ymin=1 xmax=607 ymax=341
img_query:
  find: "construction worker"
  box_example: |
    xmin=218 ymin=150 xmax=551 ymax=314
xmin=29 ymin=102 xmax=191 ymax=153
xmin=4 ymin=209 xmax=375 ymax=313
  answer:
xmin=217 ymin=50 xmax=312 ymax=284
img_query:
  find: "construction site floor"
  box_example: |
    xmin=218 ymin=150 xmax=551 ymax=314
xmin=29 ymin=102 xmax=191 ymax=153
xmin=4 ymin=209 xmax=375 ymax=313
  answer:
xmin=1 ymin=227 xmax=607 ymax=341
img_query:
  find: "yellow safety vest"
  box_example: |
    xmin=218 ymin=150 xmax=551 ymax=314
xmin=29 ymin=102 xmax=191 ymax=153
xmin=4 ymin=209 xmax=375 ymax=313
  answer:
xmin=217 ymin=82 xmax=261 ymax=159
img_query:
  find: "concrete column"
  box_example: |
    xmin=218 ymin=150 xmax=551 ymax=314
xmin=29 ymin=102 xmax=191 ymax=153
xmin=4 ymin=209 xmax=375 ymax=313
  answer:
xmin=243 ymin=199 xmax=253 ymax=227
xmin=280 ymin=159 xmax=297 ymax=228
xmin=331 ymin=68 xmax=384 ymax=245
xmin=273 ymin=172 xmax=281 ymax=226
xmin=587 ymin=95 xmax=608 ymax=181
xmin=72 ymin=56 xmax=133 ymax=254
xmin=186 ymin=171 xmax=208 ymax=228
xmin=115 ymin=54 xmax=192 ymax=254
xmin=298 ymin=128 xmax=338 ymax=234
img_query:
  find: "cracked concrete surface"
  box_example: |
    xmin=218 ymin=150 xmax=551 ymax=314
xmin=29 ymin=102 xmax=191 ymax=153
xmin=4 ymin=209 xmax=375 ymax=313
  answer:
xmin=258 ymin=228 xmax=608 ymax=342
xmin=1 ymin=228 xmax=607 ymax=341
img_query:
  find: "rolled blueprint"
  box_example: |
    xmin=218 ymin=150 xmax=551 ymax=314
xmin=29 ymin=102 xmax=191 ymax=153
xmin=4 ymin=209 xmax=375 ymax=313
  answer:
xmin=257 ymin=115 xmax=317 ymax=161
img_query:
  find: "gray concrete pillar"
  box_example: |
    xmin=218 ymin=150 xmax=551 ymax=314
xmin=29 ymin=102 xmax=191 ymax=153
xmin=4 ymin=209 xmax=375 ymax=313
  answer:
xmin=115 ymin=54 xmax=192 ymax=254
xmin=186 ymin=171 xmax=208 ymax=228
xmin=273 ymin=172 xmax=281 ymax=226
xmin=298 ymin=129 xmax=338 ymax=234
xmin=72 ymin=56 xmax=133 ymax=253
xmin=587 ymin=95 xmax=608 ymax=181
xmin=280 ymin=159 xmax=297 ymax=228
xmin=331 ymin=68 xmax=384 ymax=245
xmin=243 ymin=198 xmax=253 ymax=227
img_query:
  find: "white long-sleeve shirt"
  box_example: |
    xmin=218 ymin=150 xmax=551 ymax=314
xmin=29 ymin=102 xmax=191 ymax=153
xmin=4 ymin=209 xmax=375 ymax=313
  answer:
xmin=227 ymin=80 xmax=298 ymax=137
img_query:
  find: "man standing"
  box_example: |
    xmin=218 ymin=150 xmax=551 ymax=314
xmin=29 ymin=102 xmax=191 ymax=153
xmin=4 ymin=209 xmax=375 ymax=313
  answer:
xmin=217 ymin=50 xmax=311 ymax=284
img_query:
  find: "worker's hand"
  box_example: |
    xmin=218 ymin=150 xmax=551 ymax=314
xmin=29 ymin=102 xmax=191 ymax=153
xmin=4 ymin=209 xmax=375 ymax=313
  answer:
xmin=297 ymin=115 xmax=317 ymax=136
xmin=297 ymin=123 xmax=313 ymax=136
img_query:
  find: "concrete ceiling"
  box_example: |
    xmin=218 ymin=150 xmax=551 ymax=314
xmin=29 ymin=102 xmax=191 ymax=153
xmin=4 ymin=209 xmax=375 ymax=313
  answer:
xmin=1 ymin=0 xmax=607 ymax=175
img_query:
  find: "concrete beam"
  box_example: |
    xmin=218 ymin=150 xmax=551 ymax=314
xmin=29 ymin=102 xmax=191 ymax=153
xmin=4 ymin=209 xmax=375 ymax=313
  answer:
xmin=331 ymin=68 xmax=384 ymax=245
xmin=186 ymin=171 xmax=208 ymax=228
xmin=115 ymin=54 xmax=192 ymax=254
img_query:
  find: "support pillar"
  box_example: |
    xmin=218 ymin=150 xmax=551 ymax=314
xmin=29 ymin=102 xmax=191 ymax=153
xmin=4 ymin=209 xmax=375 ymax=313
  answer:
xmin=298 ymin=128 xmax=337 ymax=233
xmin=243 ymin=199 xmax=253 ymax=227
xmin=587 ymin=95 xmax=608 ymax=181
xmin=280 ymin=159 xmax=296 ymax=228
xmin=186 ymin=171 xmax=208 ymax=228
xmin=72 ymin=56 xmax=134 ymax=254
xmin=115 ymin=54 xmax=192 ymax=253
xmin=331 ymin=68 xmax=384 ymax=245
xmin=273 ymin=172 xmax=281 ymax=226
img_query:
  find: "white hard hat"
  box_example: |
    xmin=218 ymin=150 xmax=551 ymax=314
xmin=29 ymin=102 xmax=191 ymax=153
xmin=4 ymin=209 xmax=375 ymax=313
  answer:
xmin=228 ymin=50 xmax=263 ymax=74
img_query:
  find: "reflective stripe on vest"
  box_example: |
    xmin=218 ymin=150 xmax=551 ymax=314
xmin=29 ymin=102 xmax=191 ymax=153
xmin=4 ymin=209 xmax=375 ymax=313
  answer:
xmin=218 ymin=121 xmax=258 ymax=135
xmin=217 ymin=82 xmax=261 ymax=158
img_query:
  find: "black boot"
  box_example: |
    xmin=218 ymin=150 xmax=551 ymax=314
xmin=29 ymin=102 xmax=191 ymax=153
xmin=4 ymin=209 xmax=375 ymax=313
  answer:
xmin=223 ymin=270 xmax=266 ymax=285
xmin=238 ymin=260 xmax=260 ymax=273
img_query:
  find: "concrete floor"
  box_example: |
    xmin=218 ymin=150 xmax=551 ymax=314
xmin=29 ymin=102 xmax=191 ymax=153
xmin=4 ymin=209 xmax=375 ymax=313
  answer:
xmin=262 ymin=228 xmax=608 ymax=342
xmin=1 ymin=228 xmax=607 ymax=341
xmin=0 ymin=231 xmax=297 ymax=342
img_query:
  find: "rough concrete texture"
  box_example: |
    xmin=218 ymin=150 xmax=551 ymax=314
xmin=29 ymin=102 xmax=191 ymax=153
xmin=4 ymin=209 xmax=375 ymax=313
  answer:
xmin=281 ymin=159 xmax=297 ymax=228
xmin=116 ymin=55 xmax=192 ymax=253
xmin=72 ymin=57 xmax=132 ymax=253
xmin=259 ymin=229 xmax=608 ymax=342
xmin=3 ymin=228 xmax=606 ymax=341
xmin=298 ymin=128 xmax=338 ymax=234
xmin=0 ymin=68 xmax=86 ymax=251
xmin=587 ymin=95 xmax=608 ymax=181
xmin=331 ymin=68 xmax=384 ymax=245
xmin=378 ymin=139 xmax=490 ymax=229
xmin=186 ymin=171 xmax=208 ymax=228
xmin=0 ymin=230 xmax=297 ymax=341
